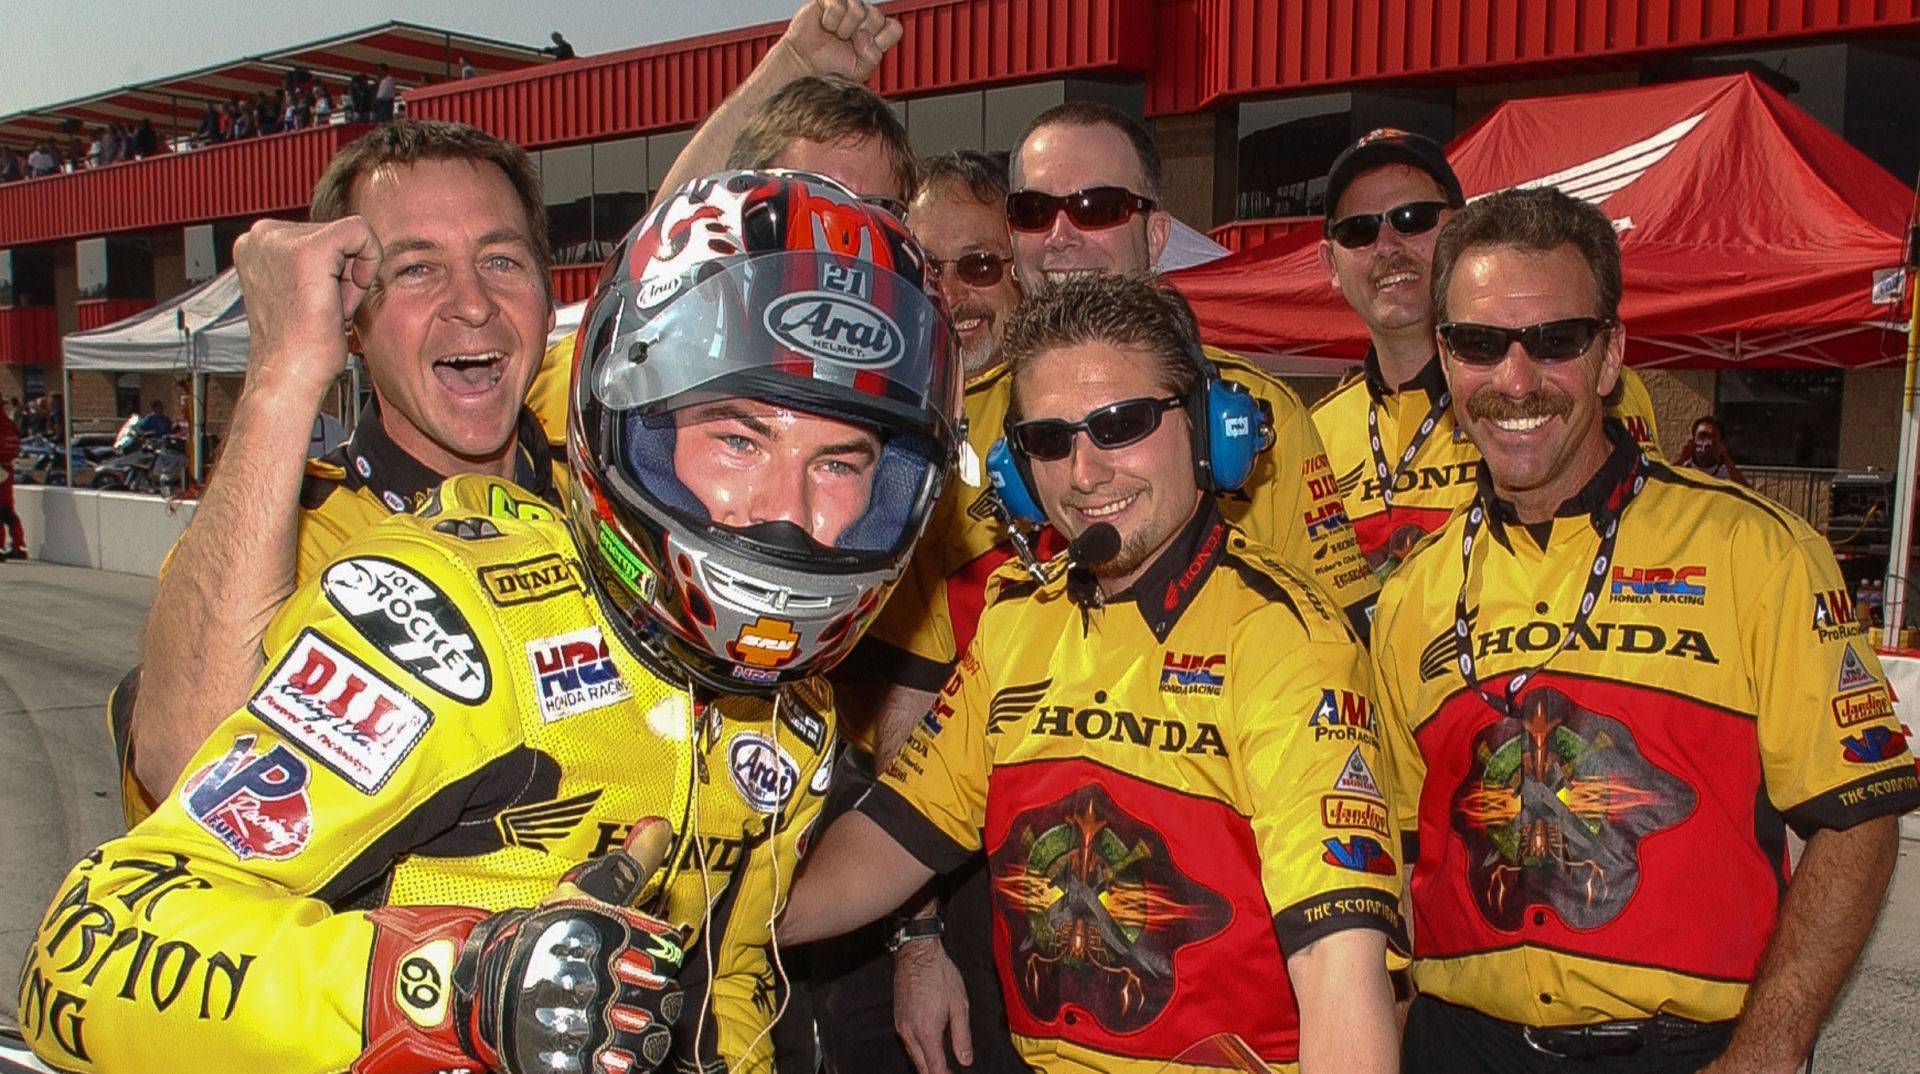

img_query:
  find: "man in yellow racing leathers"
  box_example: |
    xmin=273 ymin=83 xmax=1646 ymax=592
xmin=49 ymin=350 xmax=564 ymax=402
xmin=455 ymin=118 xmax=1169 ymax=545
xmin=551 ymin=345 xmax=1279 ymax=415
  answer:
xmin=18 ymin=170 xmax=962 ymax=1074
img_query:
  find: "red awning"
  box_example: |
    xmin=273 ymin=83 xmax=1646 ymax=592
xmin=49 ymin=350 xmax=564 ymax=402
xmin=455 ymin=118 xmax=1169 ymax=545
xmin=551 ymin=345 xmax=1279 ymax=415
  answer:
xmin=1169 ymin=73 xmax=1916 ymax=369
xmin=0 ymin=22 xmax=548 ymax=151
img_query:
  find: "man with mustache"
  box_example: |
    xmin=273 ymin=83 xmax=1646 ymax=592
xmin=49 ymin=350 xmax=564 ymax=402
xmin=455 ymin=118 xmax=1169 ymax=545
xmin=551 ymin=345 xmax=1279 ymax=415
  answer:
xmin=1006 ymin=101 xmax=1378 ymax=636
xmin=1370 ymin=187 xmax=1917 ymax=1073
xmin=1309 ymin=130 xmax=1662 ymax=579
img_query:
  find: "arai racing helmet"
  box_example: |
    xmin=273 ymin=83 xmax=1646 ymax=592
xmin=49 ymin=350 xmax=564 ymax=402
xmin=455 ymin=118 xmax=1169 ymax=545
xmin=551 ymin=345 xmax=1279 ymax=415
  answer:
xmin=568 ymin=170 xmax=960 ymax=693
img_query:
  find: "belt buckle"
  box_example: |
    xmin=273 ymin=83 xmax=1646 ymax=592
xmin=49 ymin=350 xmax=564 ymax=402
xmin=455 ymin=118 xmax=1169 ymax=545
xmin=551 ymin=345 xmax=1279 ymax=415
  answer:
xmin=1521 ymin=1022 xmax=1647 ymax=1060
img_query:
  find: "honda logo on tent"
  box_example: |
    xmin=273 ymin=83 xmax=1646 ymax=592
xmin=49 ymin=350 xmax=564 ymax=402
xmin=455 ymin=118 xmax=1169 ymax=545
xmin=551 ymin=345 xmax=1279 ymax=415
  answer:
xmin=1473 ymin=112 xmax=1708 ymax=233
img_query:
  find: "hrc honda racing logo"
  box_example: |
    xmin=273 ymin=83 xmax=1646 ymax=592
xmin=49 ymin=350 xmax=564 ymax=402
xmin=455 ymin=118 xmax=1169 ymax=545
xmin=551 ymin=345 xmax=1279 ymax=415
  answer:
xmin=526 ymin=626 xmax=633 ymax=723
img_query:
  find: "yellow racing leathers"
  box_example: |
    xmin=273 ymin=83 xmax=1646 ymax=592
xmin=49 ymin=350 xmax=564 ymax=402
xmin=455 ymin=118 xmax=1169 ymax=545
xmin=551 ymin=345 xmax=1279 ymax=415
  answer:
xmin=860 ymin=501 xmax=1408 ymax=1073
xmin=29 ymin=473 xmax=835 ymax=1074
xmin=1309 ymin=349 xmax=1660 ymax=579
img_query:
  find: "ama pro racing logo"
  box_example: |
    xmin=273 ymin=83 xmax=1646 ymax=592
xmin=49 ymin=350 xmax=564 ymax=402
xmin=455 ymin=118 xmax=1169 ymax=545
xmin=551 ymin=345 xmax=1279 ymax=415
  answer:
xmin=526 ymin=626 xmax=633 ymax=723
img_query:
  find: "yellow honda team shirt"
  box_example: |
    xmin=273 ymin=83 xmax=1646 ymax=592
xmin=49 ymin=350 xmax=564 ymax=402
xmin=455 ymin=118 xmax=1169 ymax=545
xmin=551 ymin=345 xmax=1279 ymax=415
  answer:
xmin=1371 ymin=425 xmax=1920 ymax=1029
xmin=862 ymin=502 xmax=1407 ymax=1073
xmin=1310 ymin=351 xmax=1660 ymax=578
xmin=859 ymin=347 xmax=1380 ymax=708
xmin=34 ymin=474 xmax=836 ymax=1074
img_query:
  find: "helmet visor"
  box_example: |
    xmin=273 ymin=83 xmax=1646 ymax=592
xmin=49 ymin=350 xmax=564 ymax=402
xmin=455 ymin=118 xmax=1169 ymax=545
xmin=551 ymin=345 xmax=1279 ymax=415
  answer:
xmin=585 ymin=250 xmax=957 ymax=432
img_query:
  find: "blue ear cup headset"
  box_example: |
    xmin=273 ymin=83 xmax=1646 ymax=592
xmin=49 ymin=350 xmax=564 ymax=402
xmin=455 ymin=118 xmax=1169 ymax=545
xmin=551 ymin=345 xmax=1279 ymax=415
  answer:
xmin=985 ymin=346 xmax=1272 ymax=525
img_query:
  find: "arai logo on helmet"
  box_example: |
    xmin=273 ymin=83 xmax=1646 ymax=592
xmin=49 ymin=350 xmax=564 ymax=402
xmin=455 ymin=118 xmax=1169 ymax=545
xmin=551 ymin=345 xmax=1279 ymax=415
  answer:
xmin=764 ymin=291 xmax=903 ymax=368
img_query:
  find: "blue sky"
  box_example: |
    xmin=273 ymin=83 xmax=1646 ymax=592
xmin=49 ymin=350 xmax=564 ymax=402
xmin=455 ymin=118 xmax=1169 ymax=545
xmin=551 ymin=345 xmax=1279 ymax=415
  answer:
xmin=0 ymin=0 xmax=799 ymax=114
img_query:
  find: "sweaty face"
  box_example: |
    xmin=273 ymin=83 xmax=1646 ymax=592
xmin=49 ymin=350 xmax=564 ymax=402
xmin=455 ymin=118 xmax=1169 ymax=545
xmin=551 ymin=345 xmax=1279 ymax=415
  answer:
xmin=774 ymin=134 xmax=906 ymax=204
xmin=671 ymin=399 xmax=884 ymax=546
xmin=1018 ymin=342 xmax=1201 ymax=591
xmin=907 ymin=182 xmax=1021 ymax=376
xmin=1009 ymin=122 xmax=1170 ymax=288
xmin=350 ymin=159 xmax=552 ymax=477
xmin=1441 ymin=244 xmax=1623 ymax=523
xmin=1318 ymin=164 xmax=1452 ymax=338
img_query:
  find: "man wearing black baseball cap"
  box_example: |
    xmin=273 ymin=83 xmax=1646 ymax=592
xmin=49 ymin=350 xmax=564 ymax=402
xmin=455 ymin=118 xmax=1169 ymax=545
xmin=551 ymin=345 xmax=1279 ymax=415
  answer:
xmin=1308 ymin=128 xmax=1662 ymax=578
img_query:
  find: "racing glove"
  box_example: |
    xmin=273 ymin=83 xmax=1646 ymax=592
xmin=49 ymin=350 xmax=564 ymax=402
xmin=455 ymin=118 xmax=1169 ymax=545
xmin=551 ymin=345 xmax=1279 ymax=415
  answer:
xmin=356 ymin=818 xmax=687 ymax=1074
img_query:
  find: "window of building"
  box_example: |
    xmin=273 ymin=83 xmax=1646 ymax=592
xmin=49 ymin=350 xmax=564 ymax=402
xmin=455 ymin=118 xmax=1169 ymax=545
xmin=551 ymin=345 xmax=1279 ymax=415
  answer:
xmin=1715 ymin=369 xmax=1844 ymax=468
xmin=593 ymin=136 xmax=650 ymax=253
xmin=1235 ymin=93 xmax=1351 ymax=219
xmin=540 ymin=144 xmax=595 ymax=264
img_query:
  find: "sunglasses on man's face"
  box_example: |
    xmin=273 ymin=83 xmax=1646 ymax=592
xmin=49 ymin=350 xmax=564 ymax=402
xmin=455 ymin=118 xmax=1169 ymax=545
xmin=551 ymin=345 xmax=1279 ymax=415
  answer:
xmin=860 ymin=194 xmax=910 ymax=221
xmin=928 ymin=251 xmax=1010 ymax=288
xmin=1438 ymin=317 xmax=1612 ymax=366
xmin=1325 ymin=200 xmax=1448 ymax=249
xmin=1009 ymin=396 xmax=1184 ymax=461
xmin=1006 ymin=186 xmax=1157 ymax=233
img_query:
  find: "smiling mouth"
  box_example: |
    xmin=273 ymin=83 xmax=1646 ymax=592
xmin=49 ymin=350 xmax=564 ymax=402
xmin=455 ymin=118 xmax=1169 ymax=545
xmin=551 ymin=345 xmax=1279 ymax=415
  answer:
xmin=434 ymin=352 xmax=508 ymax=393
xmin=954 ymin=315 xmax=986 ymax=333
xmin=1044 ymin=269 xmax=1101 ymax=284
xmin=1489 ymin=414 xmax=1552 ymax=433
xmin=1373 ymin=270 xmax=1419 ymax=289
xmin=1073 ymin=492 xmax=1140 ymax=519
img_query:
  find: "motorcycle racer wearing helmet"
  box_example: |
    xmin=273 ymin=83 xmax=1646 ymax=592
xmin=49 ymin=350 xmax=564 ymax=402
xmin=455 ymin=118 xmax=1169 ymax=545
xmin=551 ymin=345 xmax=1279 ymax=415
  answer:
xmin=571 ymin=169 xmax=959 ymax=693
xmin=19 ymin=170 xmax=957 ymax=1074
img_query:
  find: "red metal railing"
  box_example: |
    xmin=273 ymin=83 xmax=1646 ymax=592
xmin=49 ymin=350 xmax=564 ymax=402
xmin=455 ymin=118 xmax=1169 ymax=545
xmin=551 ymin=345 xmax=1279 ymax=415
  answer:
xmin=0 ymin=124 xmax=372 ymax=247
xmin=550 ymin=263 xmax=605 ymax=305
xmin=74 ymin=298 xmax=155 ymax=332
xmin=1207 ymin=215 xmax=1312 ymax=253
xmin=0 ymin=306 xmax=58 ymax=364
xmin=405 ymin=0 xmax=1153 ymax=148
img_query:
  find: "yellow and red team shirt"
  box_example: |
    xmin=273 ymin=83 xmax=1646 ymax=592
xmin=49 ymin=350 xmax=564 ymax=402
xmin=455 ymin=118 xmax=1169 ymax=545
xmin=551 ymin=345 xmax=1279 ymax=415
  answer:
xmin=1310 ymin=351 xmax=1661 ymax=578
xmin=1371 ymin=425 xmax=1920 ymax=1028
xmin=862 ymin=502 xmax=1407 ymax=1073
xmin=859 ymin=347 xmax=1379 ymax=704
xmin=39 ymin=474 xmax=836 ymax=1074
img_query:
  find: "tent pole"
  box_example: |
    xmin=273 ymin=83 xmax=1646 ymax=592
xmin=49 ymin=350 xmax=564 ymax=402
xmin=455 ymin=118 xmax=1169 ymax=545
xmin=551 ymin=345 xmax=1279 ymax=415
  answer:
xmin=1882 ymin=182 xmax=1920 ymax=642
xmin=191 ymin=372 xmax=206 ymax=485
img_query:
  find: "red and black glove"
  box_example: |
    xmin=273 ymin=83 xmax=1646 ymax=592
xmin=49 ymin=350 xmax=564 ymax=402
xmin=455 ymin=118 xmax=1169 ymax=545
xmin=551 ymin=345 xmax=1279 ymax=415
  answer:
xmin=357 ymin=818 xmax=687 ymax=1074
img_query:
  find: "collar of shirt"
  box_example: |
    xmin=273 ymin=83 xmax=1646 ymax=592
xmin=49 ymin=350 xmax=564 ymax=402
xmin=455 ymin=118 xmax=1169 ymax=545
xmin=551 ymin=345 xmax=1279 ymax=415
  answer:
xmin=1362 ymin=345 xmax=1448 ymax=406
xmin=1083 ymin=498 xmax=1230 ymax=642
xmin=1472 ymin=417 xmax=1639 ymax=550
xmin=339 ymin=400 xmax=558 ymax=512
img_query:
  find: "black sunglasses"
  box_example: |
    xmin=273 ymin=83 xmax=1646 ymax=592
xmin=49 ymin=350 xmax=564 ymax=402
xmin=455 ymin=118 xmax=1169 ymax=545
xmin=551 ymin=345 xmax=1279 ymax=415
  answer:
xmin=928 ymin=251 xmax=1010 ymax=288
xmin=1006 ymin=186 xmax=1157 ymax=233
xmin=1326 ymin=200 xmax=1448 ymax=249
xmin=1009 ymin=396 xmax=1184 ymax=461
xmin=860 ymin=194 xmax=910 ymax=221
xmin=1438 ymin=317 xmax=1613 ymax=366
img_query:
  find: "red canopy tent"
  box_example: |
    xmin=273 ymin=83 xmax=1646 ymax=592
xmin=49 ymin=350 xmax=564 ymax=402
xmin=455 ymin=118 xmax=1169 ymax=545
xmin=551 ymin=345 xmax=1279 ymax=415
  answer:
xmin=1168 ymin=73 xmax=1915 ymax=370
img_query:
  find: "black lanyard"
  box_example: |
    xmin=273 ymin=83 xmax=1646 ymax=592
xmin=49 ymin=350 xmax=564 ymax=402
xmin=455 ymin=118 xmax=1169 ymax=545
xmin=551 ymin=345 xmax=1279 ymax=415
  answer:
xmin=1367 ymin=389 xmax=1450 ymax=513
xmin=1451 ymin=453 xmax=1647 ymax=719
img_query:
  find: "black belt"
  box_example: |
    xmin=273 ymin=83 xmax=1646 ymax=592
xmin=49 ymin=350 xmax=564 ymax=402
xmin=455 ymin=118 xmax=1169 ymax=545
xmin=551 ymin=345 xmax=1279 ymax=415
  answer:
xmin=1521 ymin=1014 xmax=1732 ymax=1060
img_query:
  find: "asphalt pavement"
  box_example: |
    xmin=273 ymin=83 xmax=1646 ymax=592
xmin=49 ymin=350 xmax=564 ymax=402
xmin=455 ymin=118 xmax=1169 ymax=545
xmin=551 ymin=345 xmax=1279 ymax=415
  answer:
xmin=0 ymin=559 xmax=1916 ymax=1070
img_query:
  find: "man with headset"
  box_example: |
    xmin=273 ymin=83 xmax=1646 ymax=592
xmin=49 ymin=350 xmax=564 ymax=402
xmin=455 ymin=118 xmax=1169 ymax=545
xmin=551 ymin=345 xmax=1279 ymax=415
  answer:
xmin=782 ymin=274 xmax=1403 ymax=1073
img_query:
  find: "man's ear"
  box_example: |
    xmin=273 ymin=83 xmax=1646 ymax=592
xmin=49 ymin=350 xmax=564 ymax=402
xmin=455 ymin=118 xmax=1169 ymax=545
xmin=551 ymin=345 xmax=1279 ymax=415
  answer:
xmin=1146 ymin=208 xmax=1172 ymax=266
xmin=1597 ymin=320 xmax=1626 ymax=399
xmin=1317 ymin=239 xmax=1340 ymax=292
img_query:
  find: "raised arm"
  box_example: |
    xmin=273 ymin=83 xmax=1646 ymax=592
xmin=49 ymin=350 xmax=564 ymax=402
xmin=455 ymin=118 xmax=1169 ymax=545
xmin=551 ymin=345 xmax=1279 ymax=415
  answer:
xmin=126 ymin=217 xmax=379 ymax=796
xmin=655 ymin=0 xmax=901 ymax=193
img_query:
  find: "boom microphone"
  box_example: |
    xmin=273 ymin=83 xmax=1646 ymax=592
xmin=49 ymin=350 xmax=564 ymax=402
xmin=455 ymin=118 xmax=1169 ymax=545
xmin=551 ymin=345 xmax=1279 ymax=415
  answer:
xmin=1065 ymin=523 xmax=1121 ymax=607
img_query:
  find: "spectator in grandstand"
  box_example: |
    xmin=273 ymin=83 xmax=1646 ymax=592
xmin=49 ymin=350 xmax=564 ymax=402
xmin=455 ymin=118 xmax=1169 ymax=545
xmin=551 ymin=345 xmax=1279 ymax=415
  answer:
xmin=460 ymin=55 xmax=477 ymax=79
xmin=27 ymin=142 xmax=55 ymax=178
xmin=88 ymin=129 xmax=108 ymax=169
xmin=194 ymin=100 xmax=221 ymax=146
xmin=547 ymin=31 xmax=577 ymax=60
xmin=348 ymin=74 xmax=374 ymax=122
xmin=229 ymin=102 xmax=254 ymax=140
xmin=312 ymin=82 xmax=333 ymax=124
xmin=1677 ymin=414 xmax=1748 ymax=486
xmin=253 ymin=92 xmax=276 ymax=136
xmin=374 ymin=63 xmax=398 ymax=121
xmin=132 ymin=119 xmax=158 ymax=159
xmin=0 ymin=146 xmax=21 ymax=182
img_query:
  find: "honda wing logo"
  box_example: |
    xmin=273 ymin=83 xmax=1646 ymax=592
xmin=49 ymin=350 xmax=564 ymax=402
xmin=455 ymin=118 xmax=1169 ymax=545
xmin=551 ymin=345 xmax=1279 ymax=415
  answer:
xmin=1472 ymin=111 xmax=1707 ymax=233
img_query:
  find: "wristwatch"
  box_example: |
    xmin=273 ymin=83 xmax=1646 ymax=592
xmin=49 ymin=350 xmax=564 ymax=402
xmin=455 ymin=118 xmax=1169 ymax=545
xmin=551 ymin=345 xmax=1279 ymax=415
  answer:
xmin=884 ymin=913 xmax=945 ymax=953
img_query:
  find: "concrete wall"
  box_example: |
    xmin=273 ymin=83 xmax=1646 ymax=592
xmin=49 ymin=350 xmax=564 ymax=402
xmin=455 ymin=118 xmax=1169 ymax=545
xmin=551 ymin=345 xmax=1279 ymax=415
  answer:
xmin=1839 ymin=368 xmax=1903 ymax=471
xmin=14 ymin=485 xmax=193 ymax=576
xmin=1637 ymin=368 xmax=1716 ymax=457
